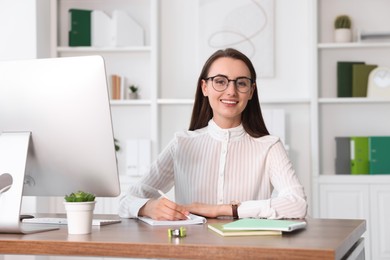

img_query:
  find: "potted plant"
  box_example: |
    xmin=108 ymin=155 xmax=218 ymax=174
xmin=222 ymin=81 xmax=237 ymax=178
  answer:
xmin=128 ymin=85 xmax=139 ymax=99
xmin=64 ymin=191 xmax=96 ymax=234
xmin=334 ymin=15 xmax=352 ymax=43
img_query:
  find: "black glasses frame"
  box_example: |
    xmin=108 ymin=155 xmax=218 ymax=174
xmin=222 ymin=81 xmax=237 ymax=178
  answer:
xmin=205 ymin=75 xmax=253 ymax=93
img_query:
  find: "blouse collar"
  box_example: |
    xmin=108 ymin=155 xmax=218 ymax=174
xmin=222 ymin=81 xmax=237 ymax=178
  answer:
xmin=208 ymin=119 xmax=246 ymax=142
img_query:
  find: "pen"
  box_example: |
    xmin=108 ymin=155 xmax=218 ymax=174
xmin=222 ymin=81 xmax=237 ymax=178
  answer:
xmin=158 ymin=190 xmax=191 ymax=220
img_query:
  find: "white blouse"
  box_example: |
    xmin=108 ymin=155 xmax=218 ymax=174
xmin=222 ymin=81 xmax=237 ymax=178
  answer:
xmin=119 ymin=119 xmax=307 ymax=219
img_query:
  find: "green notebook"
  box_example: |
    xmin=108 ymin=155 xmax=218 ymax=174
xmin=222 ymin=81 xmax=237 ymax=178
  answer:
xmin=208 ymin=223 xmax=281 ymax=237
xmin=222 ymin=219 xmax=307 ymax=232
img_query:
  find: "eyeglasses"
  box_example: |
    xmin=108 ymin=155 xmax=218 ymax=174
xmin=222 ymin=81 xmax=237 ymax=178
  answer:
xmin=205 ymin=75 xmax=253 ymax=93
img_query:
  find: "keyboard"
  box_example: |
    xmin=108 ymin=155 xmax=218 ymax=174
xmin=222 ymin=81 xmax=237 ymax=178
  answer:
xmin=22 ymin=217 xmax=121 ymax=226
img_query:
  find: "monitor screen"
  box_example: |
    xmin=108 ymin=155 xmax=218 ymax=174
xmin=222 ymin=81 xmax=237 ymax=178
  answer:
xmin=0 ymin=56 xmax=120 ymax=198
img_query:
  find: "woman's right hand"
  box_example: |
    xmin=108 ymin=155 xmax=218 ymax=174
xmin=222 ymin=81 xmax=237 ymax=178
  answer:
xmin=138 ymin=198 xmax=190 ymax=220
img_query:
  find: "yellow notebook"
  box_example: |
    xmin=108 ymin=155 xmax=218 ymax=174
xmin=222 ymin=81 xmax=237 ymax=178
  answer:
xmin=208 ymin=223 xmax=282 ymax=237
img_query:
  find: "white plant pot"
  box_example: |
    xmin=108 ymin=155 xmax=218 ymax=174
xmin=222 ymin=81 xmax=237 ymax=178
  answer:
xmin=64 ymin=201 xmax=96 ymax=235
xmin=128 ymin=92 xmax=138 ymax=99
xmin=334 ymin=29 xmax=352 ymax=43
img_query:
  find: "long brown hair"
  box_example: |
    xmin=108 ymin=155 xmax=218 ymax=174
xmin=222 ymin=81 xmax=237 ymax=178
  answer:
xmin=189 ymin=48 xmax=269 ymax=138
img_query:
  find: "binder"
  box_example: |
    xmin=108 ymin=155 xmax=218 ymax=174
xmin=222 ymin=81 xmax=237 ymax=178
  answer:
xmin=337 ymin=61 xmax=365 ymax=97
xmin=369 ymin=136 xmax=390 ymax=174
xmin=69 ymin=9 xmax=92 ymax=46
xmin=335 ymin=137 xmax=351 ymax=174
xmin=352 ymin=64 xmax=378 ymax=97
xmin=350 ymin=137 xmax=369 ymax=175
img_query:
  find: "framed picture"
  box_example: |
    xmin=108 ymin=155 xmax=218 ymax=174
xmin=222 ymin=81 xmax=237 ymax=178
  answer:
xmin=199 ymin=0 xmax=274 ymax=78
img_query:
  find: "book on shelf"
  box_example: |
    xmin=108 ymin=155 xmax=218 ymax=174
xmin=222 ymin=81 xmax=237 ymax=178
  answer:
xmin=335 ymin=137 xmax=351 ymax=174
xmin=208 ymin=223 xmax=282 ymax=237
xmin=111 ymin=74 xmax=122 ymax=100
xmin=351 ymin=137 xmax=369 ymax=175
xmin=69 ymin=9 xmax=92 ymax=47
xmin=337 ymin=61 xmax=365 ymax=97
xmin=352 ymin=64 xmax=378 ymax=97
xmin=222 ymin=218 xmax=307 ymax=232
xmin=369 ymin=136 xmax=390 ymax=174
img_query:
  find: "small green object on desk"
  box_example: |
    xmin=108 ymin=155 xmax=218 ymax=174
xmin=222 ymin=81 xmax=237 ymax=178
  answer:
xmin=168 ymin=227 xmax=186 ymax=238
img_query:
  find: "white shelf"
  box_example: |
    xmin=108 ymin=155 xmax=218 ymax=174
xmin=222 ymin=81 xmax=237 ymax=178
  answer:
xmin=318 ymin=98 xmax=390 ymax=104
xmin=109 ymin=98 xmax=312 ymax=106
xmin=157 ymin=99 xmax=194 ymax=105
xmin=318 ymin=175 xmax=390 ymax=184
xmin=260 ymin=98 xmax=310 ymax=104
xmin=110 ymin=99 xmax=152 ymax=106
xmin=318 ymin=42 xmax=390 ymax=49
xmin=57 ymin=46 xmax=152 ymax=53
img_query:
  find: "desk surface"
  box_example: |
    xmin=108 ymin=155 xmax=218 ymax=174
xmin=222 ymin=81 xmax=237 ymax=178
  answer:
xmin=0 ymin=216 xmax=366 ymax=260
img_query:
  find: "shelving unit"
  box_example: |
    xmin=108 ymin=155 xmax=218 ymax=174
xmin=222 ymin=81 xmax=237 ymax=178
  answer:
xmin=313 ymin=1 xmax=390 ymax=259
xmin=46 ymin=0 xmax=159 ymax=224
xmin=50 ymin=0 xmax=159 ymax=172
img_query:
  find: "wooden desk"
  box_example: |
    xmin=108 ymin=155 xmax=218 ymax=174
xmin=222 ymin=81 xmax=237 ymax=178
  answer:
xmin=0 ymin=217 xmax=366 ymax=260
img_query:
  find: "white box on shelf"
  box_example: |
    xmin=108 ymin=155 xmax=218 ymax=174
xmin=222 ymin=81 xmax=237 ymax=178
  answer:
xmin=112 ymin=10 xmax=144 ymax=46
xmin=91 ymin=10 xmax=112 ymax=47
xmin=91 ymin=10 xmax=144 ymax=47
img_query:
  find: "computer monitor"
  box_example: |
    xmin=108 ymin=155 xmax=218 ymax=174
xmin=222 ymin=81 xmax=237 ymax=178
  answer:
xmin=0 ymin=56 xmax=120 ymax=233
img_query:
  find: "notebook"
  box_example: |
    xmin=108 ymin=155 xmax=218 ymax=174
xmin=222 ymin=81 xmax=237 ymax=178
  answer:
xmin=222 ymin=219 xmax=307 ymax=232
xmin=208 ymin=223 xmax=282 ymax=237
xmin=138 ymin=213 xmax=206 ymax=226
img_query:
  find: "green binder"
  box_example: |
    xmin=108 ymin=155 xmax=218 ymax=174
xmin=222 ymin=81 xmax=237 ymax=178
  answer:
xmin=369 ymin=136 xmax=390 ymax=174
xmin=337 ymin=61 xmax=365 ymax=97
xmin=69 ymin=9 xmax=92 ymax=46
xmin=351 ymin=137 xmax=369 ymax=175
xmin=352 ymin=64 xmax=377 ymax=97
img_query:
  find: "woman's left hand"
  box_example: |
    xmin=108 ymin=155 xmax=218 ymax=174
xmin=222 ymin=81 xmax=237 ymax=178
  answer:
xmin=184 ymin=203 xmax=231 ymax=218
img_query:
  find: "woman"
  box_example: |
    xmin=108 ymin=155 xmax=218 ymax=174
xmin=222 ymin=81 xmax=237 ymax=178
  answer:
xmin=119 ymin=48 xmax=307 ymax=220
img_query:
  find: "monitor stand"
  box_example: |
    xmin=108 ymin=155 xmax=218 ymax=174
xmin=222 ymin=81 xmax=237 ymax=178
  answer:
xmin=0 ymin=132 xmax=59 ymax=234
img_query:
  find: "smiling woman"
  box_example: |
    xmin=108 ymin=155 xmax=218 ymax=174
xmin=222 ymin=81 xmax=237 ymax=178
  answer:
xmin=119 ymin=48 xmax=307 ymax=221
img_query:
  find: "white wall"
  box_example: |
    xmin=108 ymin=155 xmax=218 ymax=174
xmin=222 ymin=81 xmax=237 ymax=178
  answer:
xmin=0 ymin=0 xmax=50 ymax=61
xmin=160 ymin=0 xmax=311 ymax=100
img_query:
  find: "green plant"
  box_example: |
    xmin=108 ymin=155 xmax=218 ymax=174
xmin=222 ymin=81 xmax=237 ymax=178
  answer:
xmin=129 ymin=85 xmax=138 ymax=93
xmin=334 ymin=15 xmax=351 ymax=29
xmin=64 ymin=191 xmax=95 ymax=202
